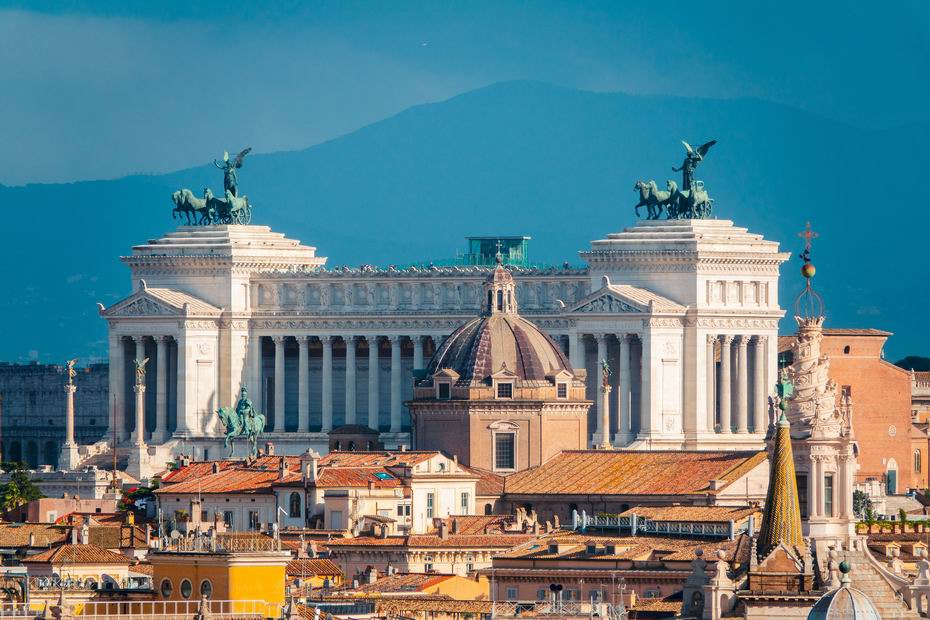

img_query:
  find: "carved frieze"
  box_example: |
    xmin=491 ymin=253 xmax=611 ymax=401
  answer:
xmin=574 ymin=295 xmax=642 ymax=314
xmin=109 ymin=297 xmax=177 ymax=317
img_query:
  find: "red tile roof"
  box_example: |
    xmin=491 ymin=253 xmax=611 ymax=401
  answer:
xmin=345 ymin=572 xmax=453 ymax=594
xmin=620 ymin=505 xmax=760 ymax=524
xmin=319 ymin=451 xmax=436 ymax=468
xmin=504 ymin=450 xmax=767 ymax=496
xmin=326 ymin=533 xmax=533 ymax=549
xmin=156 ymin=467 xmax=301 ymax=495
xmin=286 ymin=558 xmax=342 ymax=577
xmin=460 ymin=466 xmax=504 ymax=497
xmin=22 ymin=544 xmax=132 ymax=565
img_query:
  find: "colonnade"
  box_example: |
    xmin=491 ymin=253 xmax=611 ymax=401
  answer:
xmin=109 ymin=334 xmax=177 ymax=444
xmin=251 ymin=334 xmax=441 ymax=435
xmin=707 ymin=335 xmax=769 ymax=434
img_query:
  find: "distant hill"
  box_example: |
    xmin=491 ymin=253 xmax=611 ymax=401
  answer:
xmin=1 ymin=80 xmax=926 ymax=363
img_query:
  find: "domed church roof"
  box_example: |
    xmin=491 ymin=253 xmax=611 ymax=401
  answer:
xmin=807 ymin=563 xmax=880 ymax=620
xmin=425 ymin=253 xmax=574 ymax=386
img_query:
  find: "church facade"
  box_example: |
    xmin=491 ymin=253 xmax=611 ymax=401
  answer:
xmin=97 ymin=216 xmax=788 ymax=471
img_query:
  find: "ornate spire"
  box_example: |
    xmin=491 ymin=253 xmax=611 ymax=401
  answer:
xmin=757 ymin=412 xmax=804 ymax=559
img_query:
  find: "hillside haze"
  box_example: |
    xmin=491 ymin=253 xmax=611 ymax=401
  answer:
xmin=1 ymin=81 xmax=925 ymax=363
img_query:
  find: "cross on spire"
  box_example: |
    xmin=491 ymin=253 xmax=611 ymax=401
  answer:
xmin=494 ymin=239 xmax=504 ymax=265
xmin=798 ymin=221 xmax=818 ymax=252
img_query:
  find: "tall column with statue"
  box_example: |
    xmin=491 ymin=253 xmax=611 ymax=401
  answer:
xmin=59 ymin=359 xmax=82 ymax=470
xmin=127 ymin=357 xmax=152 ymax=481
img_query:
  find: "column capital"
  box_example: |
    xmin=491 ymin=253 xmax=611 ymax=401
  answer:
xmin=64 ymin=384 xmax=77 ymax=394
xmin=341 ymin=335 xmax=356 ymax=344
xmin=365 ymin=334 xmax=381 ymax=343
xmin=156 ymin=335 xmax=171 ymax=344
xmin=616 ymin=333 xmax=632 ymax=344
xmin=297 ymin=335 xmax=310 ymax=346
xmin=133 ymin=384 xmax=146 ymax=394
xmin=706 ymin=334 xmax=717 ymax=345
xmin=388 ymin=335 xmax=404 ymax=345
xmin=319 ymin=335 xmax=334 ymax=345
xmin=721 ymin=335 xmax=735 ymax=346
xmin=753 ymin=334 xmax=769 ymax=345
xmin=737 ymin=335 xmax=750 ymax=348
xmin=272 ymin=335 xmax=287 ymax=345
xmin=132 ymin=335 xmax=146 ymax=343
xmin=593 ymin=333 xmax=607 ymax=343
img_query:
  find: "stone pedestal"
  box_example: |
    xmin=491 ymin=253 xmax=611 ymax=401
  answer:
xmin=598 ymin=384 xmax=613 ymax=450
xmin=59 ymin=384 xmax=82 ymax=470
xmin=126 ymin=445 xmax=154 ymax=483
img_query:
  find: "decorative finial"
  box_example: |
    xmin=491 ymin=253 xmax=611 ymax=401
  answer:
xmin=794 ymin=221 xmax=824 ymax=319
xmin=495 ymin=239 xmax=504 ymax=265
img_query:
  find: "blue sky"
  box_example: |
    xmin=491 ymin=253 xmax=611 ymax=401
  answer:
xmin=1 ymin=0 xmax=928 ymax=185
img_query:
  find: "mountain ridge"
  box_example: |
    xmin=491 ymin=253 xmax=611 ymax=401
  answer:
xmin=0 ymin=80 xmax=925 ymax=362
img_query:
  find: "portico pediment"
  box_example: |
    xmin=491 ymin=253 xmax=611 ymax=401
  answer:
xmin=101 ymin=282 xmax=222 ymax=318
xmin=565 ymin=278 xmax=685 ymax=315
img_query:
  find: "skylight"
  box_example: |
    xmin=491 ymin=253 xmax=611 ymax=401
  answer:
xmin=374 ymin=472 xmax=393 ymax=481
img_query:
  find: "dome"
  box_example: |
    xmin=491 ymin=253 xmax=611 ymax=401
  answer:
xmin=426 ymin=313 xmax=573 ymax=385
xmin=425 ymin=257 xmax=574 ymax=386
xmin=807 ymin=567 xmax=880 ymax=620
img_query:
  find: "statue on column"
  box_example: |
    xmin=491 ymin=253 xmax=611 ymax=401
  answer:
xmin=133 ymin=358 xmax=149 ymax=386
xmin=216 ymin=386 xmax=266 ymax=457
xmin=66 ymin=359 xmax=78 ymax=386
xmin=213 ymin=148 xmax=252 ymax=197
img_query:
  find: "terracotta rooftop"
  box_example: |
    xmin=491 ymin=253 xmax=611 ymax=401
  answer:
xmin=504 ymin=450 xmax=767 ymax=496
xmin=286 ymin=558 xmax=342 ymax=577
xmin=22 ymin=543 xmax=132 ymax=565
xmin=344 ymin=572 xmax=454 ymax=594
xmin=0 ymin=524 xmax=145 ymax=550
xmin=326 ymin=533 xmax=533 ymax=549
xmin=319 ymin=451 xmax=436 ymax=468
xmin=156 ymin=466 xmax=301 ymax=495
xmin=374 ymin=599 xmax=493 ymax=613
xmin=429 ymin=515 xmax=515 ymax=535
xmin=161 ymin=455 xmax=302 ymax=484
xmin=496 ymin=530 xmax=750 ymax=563
xmin=461 ymin=466 xmax=505 ymax=496
xmin=620 ymin=505 xmax=759 ymax=523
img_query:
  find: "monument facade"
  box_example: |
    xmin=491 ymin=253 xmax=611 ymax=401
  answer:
xmin=90 ymin=143 xmax=789 ymax=475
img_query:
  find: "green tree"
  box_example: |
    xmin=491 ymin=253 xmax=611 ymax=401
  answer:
xmin=895 ymin=356 xmax=930 ymax=372
xmin=0 ymin=463 xmax=44 ymax=512
xmin=853 ymin=490 xmax=873 ymax=518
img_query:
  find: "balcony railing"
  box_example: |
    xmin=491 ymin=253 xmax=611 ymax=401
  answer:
xmin=572 ymin=510 xmax=741 ymax=539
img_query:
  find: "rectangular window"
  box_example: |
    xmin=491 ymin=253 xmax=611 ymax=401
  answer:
xmin=506 ymin=587 xmax=518 ymax=601
xmin=824 ymin=474 xmax=834 ymax=517
xmin=557 ymin=383 xmax=568 ymax=399
xmin=460 ymin=492 xmax=470 ymax=514
xmin=201 ymin=510 xmax=209 ymax=522
xmin=466 ymin=563 xmax=474 ymax=574
xmin=537 ymin=589 xmax=547 ymax=601
xmin=497 ymin=382 xmax=513 ymax=399
xmin=248 ymin=510 xmax=261 ymax=531
xmin=223 ymin=511 xmax=234 ymax=529
xmin=330 ymin=510 xmax=344 ymax=530
xmin=426 ymin=493 xmax=435 ymax=518
xmin=438 ymin=383 xmax=451 ymax=399
xmin=397 ymin=505 xmax=404 ymax=517
xmin=424 ymin=555 xmax=434 ymax=572
xmin=495 ymin=433 xmax=516 ymax=470
xmin=796 ymin=473 xmax=809 ymax=518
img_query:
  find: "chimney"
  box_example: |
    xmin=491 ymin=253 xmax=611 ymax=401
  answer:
xmin=366 ymin=567 xmax=378 ymax=585
xmin=279 ymin=458 xmax=288 ymax=480
xmin=212 ymin=462 xmax=220 ymax=474
xmin=70 ymin=528 xmax=78 ymax=545
xmin=451 ymin=519 xmax=459 ymax=535
xmin=28 ymin=533 xmax=35 ymax=547
xmin=438 ymin=519 xmax=449 ymax=540
xmin=190 ymin=498 xmax=202 ymax=531
xmin=265 ymin=442 xmax=275 ymax=456
xmin=213 ymin=513 xmax=226 ymax=534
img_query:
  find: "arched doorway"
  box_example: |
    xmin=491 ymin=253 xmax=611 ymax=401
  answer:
xmin=7 ymin=441 xmax=22 ymax=464
xmin=43 ymin=441 xmax=58 ymax=468
xmin=887 ymin=458 xmax=899 ymax=495
xmin=24 ymin=442 xmax=39 ymax=468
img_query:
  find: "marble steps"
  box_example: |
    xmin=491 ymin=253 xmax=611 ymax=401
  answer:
xmin=843 ymin=552 xmax=921 ymax=618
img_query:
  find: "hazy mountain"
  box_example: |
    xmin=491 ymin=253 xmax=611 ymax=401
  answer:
xmin=1 ymin=80 xmax=925 ymax=363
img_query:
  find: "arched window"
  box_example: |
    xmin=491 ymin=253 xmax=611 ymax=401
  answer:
xmin=289 ymin=492 xmax=302 ymax=518
xmin=497 ymin=290 xmax=504 ymax=311
xmin=843 ymin=345 xmax=851 ymax=354
xmin=348 ymin=441 xmax=356 ymax=451
xmin=484 ymin=503 xmax=493 ymax=515
xmin=916 ymin=450 xmax=922 ymax=474
xmin=487 ymin=291 xmax=493 ymax=312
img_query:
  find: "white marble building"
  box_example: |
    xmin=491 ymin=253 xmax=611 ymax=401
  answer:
xmin=96 ymin=217 xmax=788 ymax=474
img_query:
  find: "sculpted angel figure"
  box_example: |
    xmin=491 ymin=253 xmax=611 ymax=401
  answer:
xmin=672 ymin=140 xmax=716 ymax=190
xmin=134 ymin=357 xmax=149 ymax=385
xmin=213 ymin=147 xmax=252 ymax=197
xmin=66 ymin=358 xmax=78 ymax=385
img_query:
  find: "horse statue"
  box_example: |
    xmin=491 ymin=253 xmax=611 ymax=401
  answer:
xmin=216 ymin=405 xmax=266 ymax=457
xmin=633 ymin=180 xmax=673 ymax=220
xmin=171 ymin=189 xmax=213 ymax=225
xmin=224 ymin=190 xmax=251 ymax=224
xmin=667 ymin=180 xmax=713 ymax=219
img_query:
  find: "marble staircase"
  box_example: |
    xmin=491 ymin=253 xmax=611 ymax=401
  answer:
xmin=844 ymin=548 xmax=921 ymax=619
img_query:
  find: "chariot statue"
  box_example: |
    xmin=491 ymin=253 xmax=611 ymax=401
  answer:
xmin=633 ymin=140 xmax=717 ymax=220
xmin=171 ymin=147 xmax=253 ymax=226
xmin=216 ymin=386 xmax=266 ymax=457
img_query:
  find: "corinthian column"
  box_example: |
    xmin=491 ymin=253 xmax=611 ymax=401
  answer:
xmin=64 ymin=383 xmax=77 ymax=447
xmin=736 ymin=336 xmax=749 ymax=433
xmin=321 ymin=336 xmax=334 ymax=432
xmin=706 ymin=335 xmax=717 ymax=432
xmin=616 ymin=335 xmax=632 ymax=445
xmin=594 ymin=334 xmax=608 ymax=446
xmin=390 ymin=336 xmax=403 ymax=433
xmin=344 ymin=336 xmax=357 ymax=425
xmin=367 ymin=336 xmax=380 ymax=431
xmin=719 ymin=336 xmax=733 ymax=433
xmin=752 ymin=336 xmax=767 ymax=433
xmin=155 ymin=336 xmax=168 ymax=442
xmin=298 ymin=336 xmax=310 ymax=432
xmin=413 ymin=336 xmax=425 ymax=371
xmin=273 ymin=336 xmax=286 ymax=432
xmin=132 ymin=337 xmax=146 ymax=444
